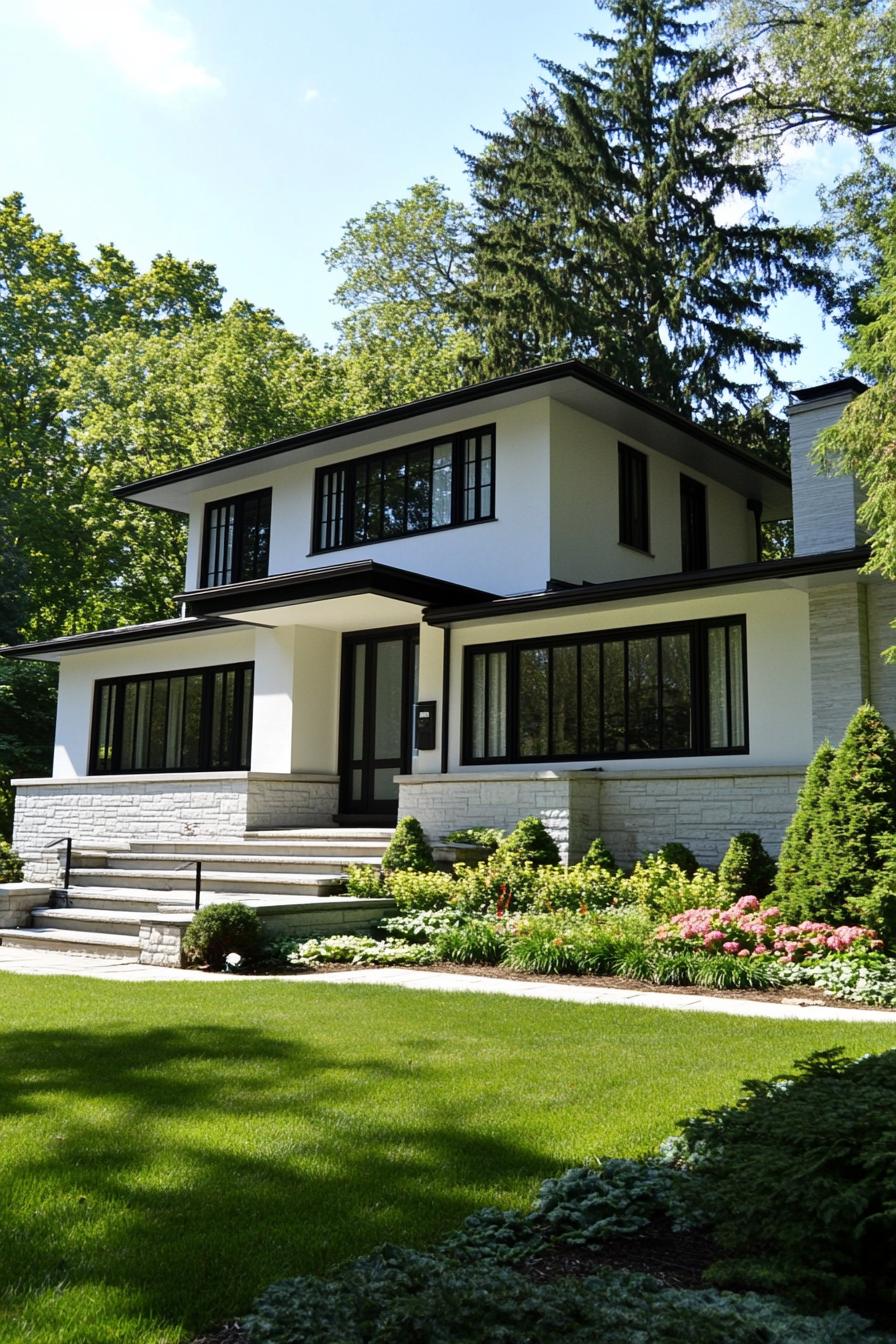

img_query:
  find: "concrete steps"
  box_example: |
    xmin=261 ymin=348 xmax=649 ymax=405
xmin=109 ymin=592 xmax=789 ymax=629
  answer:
xmin=1 ymin=825 xmax=395 ymax=961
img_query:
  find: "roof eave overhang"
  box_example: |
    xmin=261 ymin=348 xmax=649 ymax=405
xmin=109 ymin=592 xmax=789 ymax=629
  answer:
xmin=178 ymin=559 xmax=494 ymax=619
xmin=111 ymin=361 xmax=792 ymax=515
xmin=424 ymin=547 xmax=873 ymax=626
xmin=0 ymin=616 xmax=248 ymax=663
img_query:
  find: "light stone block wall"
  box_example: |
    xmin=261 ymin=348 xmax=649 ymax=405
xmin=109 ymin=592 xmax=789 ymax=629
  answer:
xmin=788 ymin=392 xmax=863 ymax=556
xmin=0 ymin=884 xmax=53 ymax=929
xmin=12 ymin=774 xmax=339 ymax=883
xmin=808 ymin=583 xmax=870 ymax=746
xmin=139 ymin=919 xmax=186 ymax=968
xmin=398 ymin=768 xmax=803 ymax=868
xmin=867 ymin=580 xmax=896 ymax=731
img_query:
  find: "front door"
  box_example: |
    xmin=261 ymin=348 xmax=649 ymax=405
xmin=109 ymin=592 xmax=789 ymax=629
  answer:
xmin=339 ymin=627 xmax=419 ymax=820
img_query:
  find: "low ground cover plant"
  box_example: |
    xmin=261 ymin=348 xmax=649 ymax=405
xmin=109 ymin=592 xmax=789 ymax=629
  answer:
xmin=243 ymin=1048 xmax=896 ymax=1343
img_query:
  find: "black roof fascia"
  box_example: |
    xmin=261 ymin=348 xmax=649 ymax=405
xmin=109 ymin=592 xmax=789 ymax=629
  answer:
xmin=177 ymin=559 xmax=495 ymax=618
xmin=112 ymin=360 xmax=790 ymax=504
xmin=0 ymin=616 xmax=246 ymax=660
xmin=424 ymin=547 xmax=872 ymax=626
xmin=791 ymin=377 xmax=868 ymax=403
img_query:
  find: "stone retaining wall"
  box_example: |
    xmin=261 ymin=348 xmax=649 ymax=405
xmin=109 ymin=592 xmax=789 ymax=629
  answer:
xmin=398 ymin=768 xmax=804 ymax=868
xmin=0 ymin=883 xmax=52 ymax=929
xmin=11 ymin=773 xmax=339 ymax=882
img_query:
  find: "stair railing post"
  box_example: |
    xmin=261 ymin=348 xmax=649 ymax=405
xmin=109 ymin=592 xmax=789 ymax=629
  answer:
xmin=195 ymin=860 xmax=202 ymax=912
xmin=63 ymin=836 xmax=72 ymax=891
xmin=41 ymin=836 xmax=73 ymax=907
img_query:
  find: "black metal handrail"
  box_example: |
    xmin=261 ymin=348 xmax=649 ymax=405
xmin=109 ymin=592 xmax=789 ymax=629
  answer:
xmin=175 ymin=859 xmax=203 ymax=911
xmin=42 ymin=836 xmax=73 ymax=890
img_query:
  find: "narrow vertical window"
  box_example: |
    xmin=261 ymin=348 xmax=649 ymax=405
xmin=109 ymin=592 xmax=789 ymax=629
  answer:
xmin=680 ymin=474 xmax=708 ymax=572
xmin=468 ymin=649 xmax=507 ymax=761
xmin=319 ymin=468 xmax=346 ymax=552
xmin=618 ymin=443 xmax=649 ymax=552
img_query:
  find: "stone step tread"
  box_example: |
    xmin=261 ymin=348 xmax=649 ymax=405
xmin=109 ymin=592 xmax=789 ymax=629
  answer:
xmin=32 ymin=906 xmax=143 ymax=926
xmin=70 ymin=868 xmax=348 ymax=886
xmin=245 ymin=829 xmax=395 ymax=839
xmin=0 ymin=927 xmax=140 ymax=951
xmin=75 ymin=853 xmax=381 ymax=867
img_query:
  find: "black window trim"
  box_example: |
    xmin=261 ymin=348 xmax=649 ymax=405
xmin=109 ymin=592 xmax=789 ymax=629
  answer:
xmin=680 ymin=472 xmax=709 ymax=572
xmin=89 ymin=660 xmax=254 ymax=776
xmin=200 ymin=487 xmax=272 ymax=588
xmin=462 ymin=615 xmax=748 ymax=766
xmin=310 ymin=423 xmax=497 ymax=555
xmin=618 ymin=441 xmax=650 ymax=554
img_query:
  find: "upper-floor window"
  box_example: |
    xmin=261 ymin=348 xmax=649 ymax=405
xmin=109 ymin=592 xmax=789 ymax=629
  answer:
xmin=312 ymin=426 xmax=495 ymax=554
xmin=619 ymin=443 xmax=649 ymax=552
xmin=463 ymin=616 xmax=746 ymax=765
xmin=680 ymin=474 xmax=708 ymax=571
xmin=202 ymin=488 xmax=271 ymax=587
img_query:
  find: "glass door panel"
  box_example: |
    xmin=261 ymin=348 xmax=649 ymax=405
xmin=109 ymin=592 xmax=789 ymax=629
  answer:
xmin=340 ymin=629 xmax=418 ymax=817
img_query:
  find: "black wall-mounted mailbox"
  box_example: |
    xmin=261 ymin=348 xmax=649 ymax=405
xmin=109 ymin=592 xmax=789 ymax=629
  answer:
xmin=415 ymin=701 xmax=437 ymax=752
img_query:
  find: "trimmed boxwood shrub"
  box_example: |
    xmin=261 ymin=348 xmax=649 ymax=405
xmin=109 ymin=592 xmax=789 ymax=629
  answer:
xmin=580 ymin=837 xmax=616 ymax=871
xmin=717 ymin=832 xmax=776 ymax=899
xmin=0 ymin=838 xmax=24 ymax=883
xmin=182 ymin=902 xmax=264 ymax=970
xmin=653 ymin=842 xmax=699 ymax=877
xmin=381 ymin=817 xmax=434 ymax=873
xmin=495 ymin=817 xmax=560 ymax=868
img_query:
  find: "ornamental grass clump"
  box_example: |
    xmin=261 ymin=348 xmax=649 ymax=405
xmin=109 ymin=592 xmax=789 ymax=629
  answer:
xmin=655 ymin=894 xmax=882 ymax=964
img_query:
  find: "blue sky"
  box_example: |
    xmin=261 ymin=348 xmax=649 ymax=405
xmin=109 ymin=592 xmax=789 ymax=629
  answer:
xmin=2 ymin=0 xmax=856 ymax=400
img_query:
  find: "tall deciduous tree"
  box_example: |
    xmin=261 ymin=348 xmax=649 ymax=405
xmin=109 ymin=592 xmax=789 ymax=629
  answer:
xmin=461 ymin=0 xmax=832 ymax=426
xmin=718 ymin=0 xmax=896 ymax=141
xmin=324 ymin=179 xmax=475 ymax=412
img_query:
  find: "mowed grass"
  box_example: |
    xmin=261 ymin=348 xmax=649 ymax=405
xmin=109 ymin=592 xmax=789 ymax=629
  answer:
xmin=0 ymin=975 xmax=894 ymax=1344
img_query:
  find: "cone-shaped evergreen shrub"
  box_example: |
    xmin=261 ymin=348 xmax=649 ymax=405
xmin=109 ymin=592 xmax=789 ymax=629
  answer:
xmin=813 ymin=704 xmax=896 ymax=923
xmin=848 ymin=834 xmax=896 ymax=947
xmin=381 ymin=817 xmax=435 ymax=873
xmin=580 ymin=837 xmax=616 ymax=871
xmin=182 ymin=902 xmax=263 ymax=970
xmin=718 ymin=832 xmax=776 ymax=899
xmin=774 ymin=739 xmax=836 ymax=922
xmin=496 ymin=817 xmax=560 ymax=868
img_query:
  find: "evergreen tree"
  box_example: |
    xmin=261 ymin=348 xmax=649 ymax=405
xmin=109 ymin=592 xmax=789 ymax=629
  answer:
xmin=810 ymin=704 xmax=896 ymax=923
xmin=462 ymin=0 xmax=832 ymax=423
xmin=774 ymin=738 xmax=836 ymax=920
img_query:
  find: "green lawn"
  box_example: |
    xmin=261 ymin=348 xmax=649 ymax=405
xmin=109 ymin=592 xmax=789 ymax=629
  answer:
xmin=0 ymin=975 xmax=894 ymax=1344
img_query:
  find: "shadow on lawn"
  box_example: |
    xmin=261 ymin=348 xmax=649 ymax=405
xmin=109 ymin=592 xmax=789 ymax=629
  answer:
xmin=0 ymin=1022 xmax=555 ymax=1336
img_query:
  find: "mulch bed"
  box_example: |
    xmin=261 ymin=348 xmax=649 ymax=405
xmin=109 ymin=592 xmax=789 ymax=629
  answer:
xmin=245 ymin=957 xmax=895 ymax=1011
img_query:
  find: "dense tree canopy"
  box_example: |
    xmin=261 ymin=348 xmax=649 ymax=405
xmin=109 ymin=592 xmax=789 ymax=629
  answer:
xmin=461 ymin=0 xmax=833 ymax=422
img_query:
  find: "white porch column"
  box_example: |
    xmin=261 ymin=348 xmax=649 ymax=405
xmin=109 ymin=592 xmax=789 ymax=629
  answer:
xmin=250 ymin=625 xmax=341 ymax=773
xmin=250 ymin=627 xmax=298 ymax=772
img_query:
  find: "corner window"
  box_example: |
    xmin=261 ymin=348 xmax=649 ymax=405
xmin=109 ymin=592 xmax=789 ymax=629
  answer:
xmin=90 ymin=662 xmax=254 ymax=774
xmin=619 ymin=443 xmax=649 ymax=552
xmin=312 ymin=425 xmax=496 ymax=554
xmin=463 ymin=617 xmax=747 ymax=764
xmin=202 ymin=489 xmax=271 ymax=587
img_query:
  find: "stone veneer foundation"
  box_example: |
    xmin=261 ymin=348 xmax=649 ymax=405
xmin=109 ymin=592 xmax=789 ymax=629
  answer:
xmin=12 ymin=772 xmax=339 ymax=883
xmin=397 ymin=767 xmax=805 ymax=868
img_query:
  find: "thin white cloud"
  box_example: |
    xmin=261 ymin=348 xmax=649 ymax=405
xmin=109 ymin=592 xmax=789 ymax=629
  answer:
xmin=304 ymin=88 xmax=320 ymax=103
xmin=31 ymin=0 xmax=222 ymax=97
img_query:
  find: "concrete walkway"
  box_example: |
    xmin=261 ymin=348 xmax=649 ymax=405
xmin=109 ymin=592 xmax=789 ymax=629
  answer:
xmin=1 ymin=945 xmax=895 ymax=1021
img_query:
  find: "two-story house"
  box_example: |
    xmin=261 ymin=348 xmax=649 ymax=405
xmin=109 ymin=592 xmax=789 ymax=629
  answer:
xmin=5 ymin=361 xmax=893 ymax=881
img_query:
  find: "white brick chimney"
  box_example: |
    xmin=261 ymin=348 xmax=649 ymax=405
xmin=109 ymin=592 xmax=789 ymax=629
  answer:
xmin=786 ymin=378 xmax=867 ymax=556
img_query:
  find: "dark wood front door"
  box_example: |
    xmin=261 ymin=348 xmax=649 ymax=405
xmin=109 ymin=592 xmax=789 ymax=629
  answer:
xmin=339 ymin=627 xmax=419 ymax=819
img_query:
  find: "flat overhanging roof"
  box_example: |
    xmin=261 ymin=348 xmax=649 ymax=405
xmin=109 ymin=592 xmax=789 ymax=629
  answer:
xmin=0 ymin=616 xmax=248 ymax=663
xmin=424 ymin=547 xmax=872 ymax=626
xmin=112 ymin=361 xmax=792 ymax=517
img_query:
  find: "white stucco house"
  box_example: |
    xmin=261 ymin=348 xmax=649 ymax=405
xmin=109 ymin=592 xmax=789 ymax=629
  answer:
xmin=4 ymin=361 xmax=893 ymax=883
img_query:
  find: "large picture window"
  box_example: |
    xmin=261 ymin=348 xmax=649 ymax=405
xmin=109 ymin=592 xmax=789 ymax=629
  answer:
xmin=202 ymin=489 xmax=271 ymax=587
xmin=90 ymin=662 xmax=254 ymax=774
xmin=312 ymin=425 xmax=495 ymax=553
xmin=463 ymin=618 xmax=746 ymax=764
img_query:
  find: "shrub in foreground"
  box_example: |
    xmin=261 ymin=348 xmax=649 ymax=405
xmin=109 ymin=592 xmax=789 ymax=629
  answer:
xmin=434 ymin=919 xmax=506 ymax=965
xmin=495 ymin=816 xmax=560 ymax=868
xmin=679 ymin=1048 xmax=896 ymax=1314
xmin=626 ymin=855 xmax=719 ymax=918
xmin=0 ymin=838 xmax=24 ymax=883
xmin=381 ymin=817 xmax=434 ymax=873
xmin=580 ymin=836 xmax=616 ymax=872
xmin=182 ymin=902 xmax=263 ymax=970
xmin=387 ymin=868 xmax=457 ymax=911
xmin=345 ymin=863 xmax=385 ymax=899
xmin=443 ymin=826 xmax=504 ymax=852
xmin=717 ymin=832 xmax=776 ymax=899
xmin=774 ymin=737 xmax=835 ymax=917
